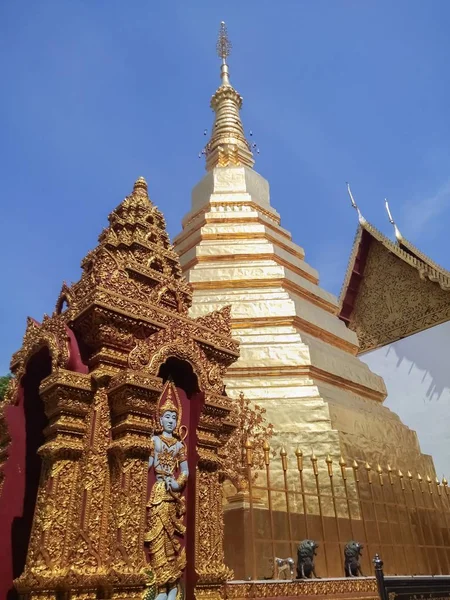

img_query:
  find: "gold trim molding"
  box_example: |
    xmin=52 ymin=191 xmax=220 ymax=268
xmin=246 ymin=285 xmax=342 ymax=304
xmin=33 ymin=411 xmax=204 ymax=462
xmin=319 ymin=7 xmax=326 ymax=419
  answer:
xmin=224 ymin=578 xmax=378 ymax=599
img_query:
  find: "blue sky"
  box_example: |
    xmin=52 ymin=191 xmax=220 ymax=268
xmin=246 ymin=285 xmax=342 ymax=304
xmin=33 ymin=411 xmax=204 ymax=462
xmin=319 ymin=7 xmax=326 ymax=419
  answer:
xmin=1 ymin=1 xmax=450 ymax=374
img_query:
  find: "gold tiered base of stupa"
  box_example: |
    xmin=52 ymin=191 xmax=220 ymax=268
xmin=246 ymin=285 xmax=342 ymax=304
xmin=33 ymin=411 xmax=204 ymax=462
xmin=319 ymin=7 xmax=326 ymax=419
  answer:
xmin=174 ymin=165 xmax=434 ymax=476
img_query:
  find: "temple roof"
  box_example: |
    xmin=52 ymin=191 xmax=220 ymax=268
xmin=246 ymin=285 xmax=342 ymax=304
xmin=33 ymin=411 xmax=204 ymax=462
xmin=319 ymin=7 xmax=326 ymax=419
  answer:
xmin=339 ymin=199 xmax=450 ymax=354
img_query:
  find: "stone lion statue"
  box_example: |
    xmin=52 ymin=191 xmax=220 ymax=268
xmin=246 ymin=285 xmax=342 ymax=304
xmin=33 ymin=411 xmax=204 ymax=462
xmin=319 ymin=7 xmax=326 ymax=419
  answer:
xmin=296 ymin=540 xmax=320 ymax=579
xmin=344 ymin=541 xmax=364 ymax=577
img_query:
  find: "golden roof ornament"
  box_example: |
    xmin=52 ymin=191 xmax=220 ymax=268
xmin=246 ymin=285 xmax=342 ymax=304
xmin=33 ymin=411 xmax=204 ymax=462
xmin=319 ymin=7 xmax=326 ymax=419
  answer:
xmin=346 ymin=182 xmax=367 ymax=225
xmin=385 ymin=199 xmax=404 ymax=241
xmin=204 ymin=21 xmax=254 ymax=171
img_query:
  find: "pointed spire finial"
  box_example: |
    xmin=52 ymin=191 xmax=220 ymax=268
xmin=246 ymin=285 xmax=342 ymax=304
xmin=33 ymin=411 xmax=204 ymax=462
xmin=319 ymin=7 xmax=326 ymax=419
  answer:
xmin=346 ymin=183 xmax=366 ymax=225
xmin=133 ymin=176 xmax=148 ymax=194
xmin=216 ymin=21 xmax=232 ymax=86
xmin=385 ymin=199 xmax=403 ymax=241
xmin=217 ymin=22 xmax=231 ymax=61
xmin=203 ymin=22 xmax=254 ymax=171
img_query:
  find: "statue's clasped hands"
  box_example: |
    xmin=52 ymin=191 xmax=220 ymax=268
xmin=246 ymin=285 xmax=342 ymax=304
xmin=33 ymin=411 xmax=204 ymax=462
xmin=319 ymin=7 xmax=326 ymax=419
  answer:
xmin=165 ymin=476 xmax=180 ymax=492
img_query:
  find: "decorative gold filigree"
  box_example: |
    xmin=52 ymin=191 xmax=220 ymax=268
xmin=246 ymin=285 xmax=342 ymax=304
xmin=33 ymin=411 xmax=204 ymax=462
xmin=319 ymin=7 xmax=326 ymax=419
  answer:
xmin=224 ymin=579 xmax=378 ymax=598
xmin=219 ymin=392 xmax=273 ymax=491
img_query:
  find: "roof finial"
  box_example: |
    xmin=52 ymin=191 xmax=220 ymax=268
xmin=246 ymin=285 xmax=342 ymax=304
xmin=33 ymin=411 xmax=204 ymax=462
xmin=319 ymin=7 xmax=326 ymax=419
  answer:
xmin=216 ymin=21 xmax=231 ymax=86
xmin=346 ymin=182 xmax=366 ymax=225
xmin=385 ymin=199 xmax=403 ymax=241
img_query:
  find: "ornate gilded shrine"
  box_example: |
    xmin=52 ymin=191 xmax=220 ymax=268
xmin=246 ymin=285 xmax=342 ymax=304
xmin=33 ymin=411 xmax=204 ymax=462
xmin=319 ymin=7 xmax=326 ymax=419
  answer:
xmin=0 ymin=176 xmax=239 ymax=600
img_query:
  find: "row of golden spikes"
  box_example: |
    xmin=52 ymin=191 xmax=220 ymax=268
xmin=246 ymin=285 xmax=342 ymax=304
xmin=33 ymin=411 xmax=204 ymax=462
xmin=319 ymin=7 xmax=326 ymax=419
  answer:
xmin=243 ymin=439 xmax=450 ymax=492
xmin=244 ymin=440 xmax=450 ymax=577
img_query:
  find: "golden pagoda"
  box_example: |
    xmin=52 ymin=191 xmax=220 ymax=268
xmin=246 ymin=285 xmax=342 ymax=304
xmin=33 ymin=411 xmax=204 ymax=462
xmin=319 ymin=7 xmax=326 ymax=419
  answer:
xmin=173 ymin=23 xmax=434 ymax=476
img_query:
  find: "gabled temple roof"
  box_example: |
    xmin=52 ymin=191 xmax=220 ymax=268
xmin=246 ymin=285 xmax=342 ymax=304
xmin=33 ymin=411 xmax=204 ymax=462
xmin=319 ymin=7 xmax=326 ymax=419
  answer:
xmin=339 ymin=205 xmax=450 ymax=354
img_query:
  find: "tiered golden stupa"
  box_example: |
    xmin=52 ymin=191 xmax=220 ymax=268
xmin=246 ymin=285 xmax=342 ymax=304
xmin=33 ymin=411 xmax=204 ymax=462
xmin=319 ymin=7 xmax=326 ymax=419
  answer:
xmin=173 ymin=22 xmax=434 ymax=476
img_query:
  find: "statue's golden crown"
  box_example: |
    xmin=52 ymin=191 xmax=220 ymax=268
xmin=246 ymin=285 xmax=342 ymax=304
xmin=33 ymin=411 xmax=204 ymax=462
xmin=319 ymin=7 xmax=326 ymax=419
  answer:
xmin=157 ymin=381 xmax=183 ymax=431
xmin=159 ymin=390 xmax=178 ymax=414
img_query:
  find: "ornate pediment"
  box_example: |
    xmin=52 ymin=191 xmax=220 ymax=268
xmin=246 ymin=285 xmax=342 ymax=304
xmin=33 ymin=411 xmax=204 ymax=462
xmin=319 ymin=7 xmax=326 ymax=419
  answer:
xmin=339 ymin=222 xmax=450 ymax=353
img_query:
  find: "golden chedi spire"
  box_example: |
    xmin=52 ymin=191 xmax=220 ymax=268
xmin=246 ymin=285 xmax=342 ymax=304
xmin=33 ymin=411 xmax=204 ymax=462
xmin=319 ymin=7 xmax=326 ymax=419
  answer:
xmin=175 ymin=50 xmax=435 ymax=485
xmin=204 ymin=22 xmax=254 ymax=171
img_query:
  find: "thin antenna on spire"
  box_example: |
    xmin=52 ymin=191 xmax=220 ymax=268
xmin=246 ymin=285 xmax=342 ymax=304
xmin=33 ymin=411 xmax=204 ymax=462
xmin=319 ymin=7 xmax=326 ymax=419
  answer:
xmin=346 ymin=183 xmax=366 ymax=225
xmin=385 ymin=199 xmax=403 ymax=241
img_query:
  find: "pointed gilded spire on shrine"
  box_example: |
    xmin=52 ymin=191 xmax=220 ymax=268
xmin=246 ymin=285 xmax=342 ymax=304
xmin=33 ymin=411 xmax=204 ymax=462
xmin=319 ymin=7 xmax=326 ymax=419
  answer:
xmin=81 ymin=176 xmax=192 ymax=312
xmin=107 ymin=176 xmax=155 ymax=221
xmin=133 ymin=175 xmax=148 ymax=195
xmin=204 ymin=21 xmax=254 ymax=171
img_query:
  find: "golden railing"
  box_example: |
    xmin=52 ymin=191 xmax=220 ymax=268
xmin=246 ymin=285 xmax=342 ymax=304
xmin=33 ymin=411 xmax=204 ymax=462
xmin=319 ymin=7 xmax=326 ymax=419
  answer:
xmin=223 ymin=442 xmax=450 ymax=580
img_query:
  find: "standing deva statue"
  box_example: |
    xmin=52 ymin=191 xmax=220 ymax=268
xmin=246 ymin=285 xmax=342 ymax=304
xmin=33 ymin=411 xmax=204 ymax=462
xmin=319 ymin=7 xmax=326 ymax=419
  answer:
xmin=145 ymin=383 xmax=189 ymax=600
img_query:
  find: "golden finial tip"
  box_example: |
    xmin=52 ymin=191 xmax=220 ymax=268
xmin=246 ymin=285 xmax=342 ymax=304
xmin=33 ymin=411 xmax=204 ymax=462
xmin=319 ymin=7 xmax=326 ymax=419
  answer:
xmin=295 ymin=447 xmax=303 ymax=457
xmin=133 ymin=176 xmax=148 ymax=193
xmin=280 ymin=446 xmax=287 ymax=456
xmin=352 ymin=459 xmax=359 ymax=469
xmin=326 ymin=454 xmax=332 ymax=463
xmin=217 ymin=21 xmax=232 ymax=60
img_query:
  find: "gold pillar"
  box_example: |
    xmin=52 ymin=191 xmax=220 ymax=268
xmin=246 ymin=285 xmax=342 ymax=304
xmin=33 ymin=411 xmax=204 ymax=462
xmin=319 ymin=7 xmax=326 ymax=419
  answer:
xmin=15 ymin=369 xmax=93 ymax=595
xmin=107 ymin=371 xmax=162 ymax=585
xmin=195 ymin=391 xmax=235 ymax=600
xmin=64 ymin=382 xmax=112 ymax=592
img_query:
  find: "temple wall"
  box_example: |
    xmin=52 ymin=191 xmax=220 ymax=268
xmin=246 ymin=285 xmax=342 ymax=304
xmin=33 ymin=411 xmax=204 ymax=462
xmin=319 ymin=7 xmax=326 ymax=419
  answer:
xmin=360 ymin=321 xmax=450 ymax=479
